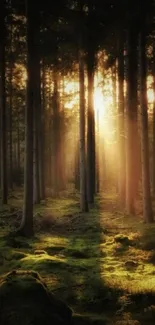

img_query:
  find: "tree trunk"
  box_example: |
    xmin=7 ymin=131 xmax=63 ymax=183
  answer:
xmin=87 ymin=48 xmax=95 ymax=204
xmin=0 ymin=1 xmax=8 ymax=204
xmin=33 ymin=105 xmax=40 ymax=204
xmin=40 ymin=59 xmax=46 ymax=198
xmin=75 ymin=140 xmax=80 ymax=190
xmin=8 ymin=22 xmax=13 ymax=190
xmin=125 ymin=28 xmax=139 ymax=215
xmin=33 ymin=55 xmax=41 ymax=204
xmin=19 ymin=0 xmax=35 ymax=236
xmin=152 ymin=49 xmax=155 ymax=194
xmin=17 ymin=108 xmax=21 ymax=185
xmin=79 ymin=45 xmax=88 ymax=212
xmin=139 ymin=30 xmax=153 ymax=223
xmin=117 ymin=32 xmax=126 ymax=207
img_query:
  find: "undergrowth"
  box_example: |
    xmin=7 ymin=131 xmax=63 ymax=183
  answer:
xmin=0 ymin=189 xmax=155 ymax=324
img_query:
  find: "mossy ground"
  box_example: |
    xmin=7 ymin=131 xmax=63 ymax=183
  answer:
xmin=1 ymin=189 xmax=155 ymax=324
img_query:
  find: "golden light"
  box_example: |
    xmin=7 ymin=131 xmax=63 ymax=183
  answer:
xmin=147 ymin=75 xmax=155 ymax=105
xmin=147 ymin=88 xmax=155 ymax=104
xmin=64 ymin=80 xmax=79 ymax=110
xmin=94 ymin=88 xmax=106 ymax=117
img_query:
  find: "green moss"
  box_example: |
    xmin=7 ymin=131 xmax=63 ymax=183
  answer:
xmin=73 ymin=313 xmax=108 ymax=325
xmin=2 ymin=191 xmax=155 ymax=324
xmin=0 ymin=270 xmax=72 ymax=325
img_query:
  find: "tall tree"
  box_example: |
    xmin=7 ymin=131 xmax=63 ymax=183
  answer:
xmin=152 ymin=47 xmax=155 ymax=194
xmin=125 ymin=27 xmax=139 ymax=214
xmin=33 ymin=16 xmax=41 ymax=204
xmin=8 ymin=8 xmax=13 ymax=190
xmin=86 ymin=7 xmax=96 ymax=204
xmin=0 ymin=0 xmax=8 ymax=204
xmin=79 ymin=33 xmax=88 ymax=212
xmin=139 ymin=28 xmax=153 ymax=223
xmin=18 ymin=0 xmax=35 ymax=236
xmin=117 ymin=32 xmax=126 ymax=207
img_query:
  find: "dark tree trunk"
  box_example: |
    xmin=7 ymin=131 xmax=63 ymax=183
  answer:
xmin=79 ymin=42 xmax=88 ymax=212
xmin=139 ymin=30 xmax=153 ymax=223
xmin=152 ymin=48 xmax=155 ymax=194
xmin=40 ymin=59 xmax=46 ymax=198
xmin=8 ymin=22 xmax=13 ymax=190
xmin=0 ymin=1 xmax=8 ymax=204
xmin=19 ymin=0 xmax=35 ymax=236
xmin=33 ymin=55 xmax=41 ymax=204
xmin=75 ymin=140 xmax=80 ymax=190
xmin=87 ymin=48 xmax=95 ymax=204
xmin=117 ymin=32 xmax=126 ymax=207
xmin=125 ymin=28 xmax=139 ymax=215
xmin=17 ymin=109 xmax=21 ymax=184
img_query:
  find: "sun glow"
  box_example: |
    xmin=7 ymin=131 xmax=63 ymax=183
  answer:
xmin=147 ymin=75 xmax=155 ymax=106
xmin=94 ymin=88 xmax=106 ymax=117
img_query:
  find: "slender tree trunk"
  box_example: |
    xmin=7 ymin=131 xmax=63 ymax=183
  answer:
xmin=49 ymin=118 xmax=53 ymax=191
xmin=87 ymin=48 xmax=95 ymax=204
xmin=8 ymin=24 xmax=13 ymax=190
xmin=125 ymin=28 xmax=139 ymax=214
xmin=75 ymin=140 xmax=80 ymax=190
xmin=41 ymin=59 xmax=46 ymax=198
xmin=19 ymin=0 xmax=35 ymax=236
xmin=152 ymin=49 xmax=155 ymax=194
xmin=139 ymin=30 xmax=153 ymax=223
xmin=79 ymin=45 xmax=88 ymax=212
xmin=33 ymin=105 xmax=40 ymax=203
xmin=33 ymin=57 xmax=41 ymax=204
xmin=37 ymin=60 xmax=44 ymax=200
xmin=52 ymin=73 xmax=60 ymax=196
xmin=17 ymin=109 xmax=21 ymax=184
xmin=117 ymin=33 xmax=126 ymax=207
xmin=0 ymin=1 xmax=8 ymax=204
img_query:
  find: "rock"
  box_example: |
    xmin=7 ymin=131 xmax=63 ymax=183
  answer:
xmin=114 ymin=235 xmax=131 ymax=245
xmin=34 ymin=250 xmax=47 ymax=255
xmin=125 ymin=260 xmax=138 ymax=269
xmin=0 ymin=270 xmax=72 ymax=325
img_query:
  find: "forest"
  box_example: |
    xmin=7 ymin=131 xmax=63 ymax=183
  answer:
xmin=1 ymin=0 xmax=155 ymax=324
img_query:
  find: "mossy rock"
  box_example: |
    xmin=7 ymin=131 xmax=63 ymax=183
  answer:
xmin=124 ymin=261 xmax=138 ymax=269
xmin=114 ymin=235 xmax=131 ymax=246
xmin=0 ymin=270 xmax=72 ymax=325
xmin=34 ymin=250 xmax=47 ymax=255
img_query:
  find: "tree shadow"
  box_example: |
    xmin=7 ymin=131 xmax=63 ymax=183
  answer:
xmin=0 ymin=195 xmax=123 ymax=323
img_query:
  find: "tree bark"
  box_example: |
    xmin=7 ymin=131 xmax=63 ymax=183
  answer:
xmin=79 ymin=45 xmax=88 ymax=212
xmin=139 ymin=30 xmax=153 ymax=223
xmin=19 ymin=0 xmax=35 ymax=236
xmin=0 ymin=1 xmax=8 ymax=204
xmin=117 ymin=32 xmax=126 ymax=207
xmin=87 ymin=48 xmax=95 ymax=204
xmin=8 ymin=19 xmax=13 ymax=190
xmin=125 ymin=28 xmax=139 ymax=214
xmin=152 ymin=48 xmax=155 ymax=194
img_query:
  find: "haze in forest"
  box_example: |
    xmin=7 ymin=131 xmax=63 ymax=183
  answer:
xmin=1 ymin=1 xmax=155 ymax=325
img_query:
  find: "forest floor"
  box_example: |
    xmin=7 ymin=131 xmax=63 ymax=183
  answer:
xmin=1 ymin=189 xmax=155 ymax=324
